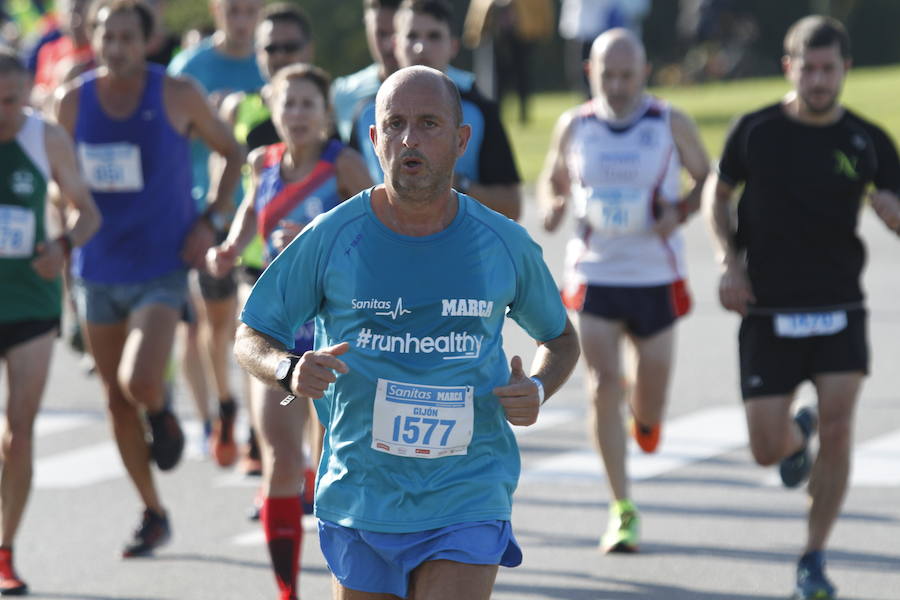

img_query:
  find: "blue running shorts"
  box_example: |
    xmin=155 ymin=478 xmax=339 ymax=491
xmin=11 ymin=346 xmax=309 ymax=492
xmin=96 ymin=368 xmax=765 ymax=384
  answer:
xmin=318 ymin=519 xmax=522 ymax=597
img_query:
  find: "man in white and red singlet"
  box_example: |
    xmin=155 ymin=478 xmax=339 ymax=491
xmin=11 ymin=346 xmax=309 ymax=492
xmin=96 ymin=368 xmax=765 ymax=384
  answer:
xmin=539 ymin=28 xmax=709 ymax=554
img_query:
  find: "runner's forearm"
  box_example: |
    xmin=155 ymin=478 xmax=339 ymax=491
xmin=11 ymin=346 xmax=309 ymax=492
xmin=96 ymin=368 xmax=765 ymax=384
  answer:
xmin=703 ymin=176 xmax=740 ymax=267
xmin=529 ymin=318 xmax=579 ymax=402
xmin=234 ymin=323 xmax=292 ymax=390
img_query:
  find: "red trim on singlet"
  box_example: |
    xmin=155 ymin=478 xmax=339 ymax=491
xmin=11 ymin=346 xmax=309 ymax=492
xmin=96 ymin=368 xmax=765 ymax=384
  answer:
xmin=257 ymin=144 xmax=338 ymax=240
xmin=263 ymin=142 xmax=285 ymax=169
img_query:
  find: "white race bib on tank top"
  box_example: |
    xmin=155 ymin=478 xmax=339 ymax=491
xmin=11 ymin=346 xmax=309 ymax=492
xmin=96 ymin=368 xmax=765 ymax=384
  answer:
xmin=564 ymin=96 xmax=687 ymax=286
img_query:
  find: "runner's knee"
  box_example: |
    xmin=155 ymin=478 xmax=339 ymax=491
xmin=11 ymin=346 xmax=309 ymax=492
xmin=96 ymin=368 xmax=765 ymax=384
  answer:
xmin=817 ymin=417 xmax=852 ymax=455
xmin=2 ymin=427 xmax=34 ymax=463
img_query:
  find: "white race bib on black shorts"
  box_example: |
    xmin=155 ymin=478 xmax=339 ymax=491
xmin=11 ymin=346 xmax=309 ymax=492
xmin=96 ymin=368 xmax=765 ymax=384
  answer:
xmin=774 ymin=311 xmax=847 ymax=338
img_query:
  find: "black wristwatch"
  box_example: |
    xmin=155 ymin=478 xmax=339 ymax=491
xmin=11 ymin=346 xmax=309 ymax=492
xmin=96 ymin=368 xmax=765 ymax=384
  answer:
xmin=275 ymin=355 xmax=300 ymax=394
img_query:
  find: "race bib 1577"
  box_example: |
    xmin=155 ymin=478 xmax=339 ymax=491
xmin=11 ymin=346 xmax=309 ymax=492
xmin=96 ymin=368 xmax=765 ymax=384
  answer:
xmin=371 ymin=378 xmax=474 ymax=459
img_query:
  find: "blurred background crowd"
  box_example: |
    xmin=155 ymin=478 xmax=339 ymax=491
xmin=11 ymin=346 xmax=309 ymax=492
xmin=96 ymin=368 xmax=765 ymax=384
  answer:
xmin=3 ymin=0 xmax=900 ymax=127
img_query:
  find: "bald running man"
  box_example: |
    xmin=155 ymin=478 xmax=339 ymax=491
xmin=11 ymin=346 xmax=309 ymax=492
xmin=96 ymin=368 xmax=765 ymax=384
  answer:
xmin=234 ymin=66 xmax=579 ymax=599
xmin=539 ymin=28 xmax=709 ymax=553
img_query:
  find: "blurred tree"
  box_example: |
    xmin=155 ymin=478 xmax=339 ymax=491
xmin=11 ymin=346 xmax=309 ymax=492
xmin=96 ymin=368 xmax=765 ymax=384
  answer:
xmin=161 ymin=0 xmax=900 ymax=92
xmin=162 ymin=0 xmax=371 ymax=80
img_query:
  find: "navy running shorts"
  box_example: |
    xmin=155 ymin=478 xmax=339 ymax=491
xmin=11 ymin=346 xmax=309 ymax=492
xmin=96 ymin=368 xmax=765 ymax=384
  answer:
xmin=197 ymin=268 xmax=237 ymax=301
xmin=739 ymin=308 xmax=868 ymax=399
xmin=570 ymin=282 xmax=686 ymax=338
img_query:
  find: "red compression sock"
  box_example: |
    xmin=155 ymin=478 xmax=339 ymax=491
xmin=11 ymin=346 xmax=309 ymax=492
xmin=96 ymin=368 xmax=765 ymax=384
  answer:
xmin=261 ymin=495 xmax=303 ymax=600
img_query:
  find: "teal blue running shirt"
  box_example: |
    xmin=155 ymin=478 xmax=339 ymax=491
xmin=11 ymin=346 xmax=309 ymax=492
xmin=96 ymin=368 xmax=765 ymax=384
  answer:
xmin=241 ymin=189 xmax=566 ymax=533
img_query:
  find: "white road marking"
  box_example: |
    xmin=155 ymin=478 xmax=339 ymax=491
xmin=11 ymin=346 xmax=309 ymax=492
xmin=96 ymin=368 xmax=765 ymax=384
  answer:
xmin=852 ymin=430 xmax=900 ymax=486
xmin=522 ymin=405 xmax=749 ymax=482
xmin=34 ymin=412 xmax=102 ymax=437
xmin=230 ymin=515 xmax=318 ymax=546
xmin=29 ymin=404 xmax=900 ymax=492
xmin=34 ymin=442 xmax=124 ymax=489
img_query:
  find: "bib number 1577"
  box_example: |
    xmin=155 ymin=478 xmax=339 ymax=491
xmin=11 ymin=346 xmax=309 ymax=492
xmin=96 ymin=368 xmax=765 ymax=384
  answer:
xmin=392 ymin=416 xmax=455 ymax=446
xmin=371 ymin=378 xmax=473 ymax=459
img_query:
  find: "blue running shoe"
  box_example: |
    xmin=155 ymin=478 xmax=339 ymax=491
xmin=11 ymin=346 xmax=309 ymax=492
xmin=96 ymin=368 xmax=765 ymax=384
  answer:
xmin=793 ymin=551 xmax=836 ymax=599
xmin=780 ymin=406 xmax=818 ymax=488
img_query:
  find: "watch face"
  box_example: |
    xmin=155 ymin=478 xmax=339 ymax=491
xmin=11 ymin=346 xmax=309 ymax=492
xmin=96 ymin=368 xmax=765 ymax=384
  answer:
xmin=275 ymin=357 xmax=292 ymax=380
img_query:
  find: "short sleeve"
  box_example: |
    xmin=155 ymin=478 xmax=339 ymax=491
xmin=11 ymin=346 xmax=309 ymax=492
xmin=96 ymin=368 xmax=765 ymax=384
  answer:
xmin=475 ymin=98 xmax=521 ymax=185
xmin=506 ymin=234 xmax=567 ymax=342
xmin=717 ymin=115 xmax=748 ymax=186
xmin=166 ymin=47 xmax=189 ymax=75
xmin=870 ymin=125 xmax=900 ymax=194
xmin=240 ymin=224 xmax=325 ymax=350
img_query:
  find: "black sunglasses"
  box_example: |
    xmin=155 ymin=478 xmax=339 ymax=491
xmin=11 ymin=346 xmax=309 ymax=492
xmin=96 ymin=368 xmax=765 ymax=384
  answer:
xmin=264 ymin=42 xmax=305 ymax=55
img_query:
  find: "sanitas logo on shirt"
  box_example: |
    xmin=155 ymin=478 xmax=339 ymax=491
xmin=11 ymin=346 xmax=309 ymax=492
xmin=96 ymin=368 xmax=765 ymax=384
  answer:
xmin=352 ymin=297 xmax=412 ymax=320
xmin=441 ymin=298 xmax=494 ymax=318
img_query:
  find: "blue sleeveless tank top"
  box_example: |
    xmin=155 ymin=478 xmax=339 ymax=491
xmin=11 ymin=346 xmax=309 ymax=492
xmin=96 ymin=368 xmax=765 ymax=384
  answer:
xmin=72 ymin=64 xmax=195 ymax=283
xmin=254 ymin=139 xmax=343 ymax=264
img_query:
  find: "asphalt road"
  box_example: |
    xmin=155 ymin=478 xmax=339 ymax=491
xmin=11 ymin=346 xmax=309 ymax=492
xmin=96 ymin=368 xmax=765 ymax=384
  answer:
xmin=11 ymin=195 xmax=900 ymax=600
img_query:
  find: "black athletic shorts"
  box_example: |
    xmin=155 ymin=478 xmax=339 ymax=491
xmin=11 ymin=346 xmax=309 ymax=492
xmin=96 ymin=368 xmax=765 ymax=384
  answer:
xmin=197 ymin=268 xmax=237 ymax=301
xmin=0 ymin=318 xmax=60 ymax=357
xmin=198 ymin=231 xmax=238 ymax=301
xmin=576 ymin=283 xmax=684 ymax=338
xmin=236 ymin=265 xmax=264 ymax=288
xmin=739 ymin=308 xmax=868 ymax=400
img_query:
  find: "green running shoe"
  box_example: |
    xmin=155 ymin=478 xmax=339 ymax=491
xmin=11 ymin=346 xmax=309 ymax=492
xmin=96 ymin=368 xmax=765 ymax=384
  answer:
xmin=600 ymin=499 xmax=640 ymax=553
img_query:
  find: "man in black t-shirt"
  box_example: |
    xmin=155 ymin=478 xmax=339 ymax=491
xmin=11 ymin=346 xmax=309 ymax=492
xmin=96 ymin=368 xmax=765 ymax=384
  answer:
xmin=349 ymin=0 xmax=522 ymax=221
xmin=704 ymin=16 xmax=900 ymax=600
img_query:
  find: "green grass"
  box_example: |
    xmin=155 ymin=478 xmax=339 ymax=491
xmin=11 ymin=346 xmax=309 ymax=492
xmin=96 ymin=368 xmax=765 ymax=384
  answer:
xmin=503 ymin=64 xmax=900 ymax=184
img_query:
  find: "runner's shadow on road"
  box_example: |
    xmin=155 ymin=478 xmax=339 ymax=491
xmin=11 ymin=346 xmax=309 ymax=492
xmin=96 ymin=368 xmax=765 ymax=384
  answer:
xmin=634 ymin=501 xmax=896 ymax=524
xmin=515 ymin=496 xmax=606 ymax=511
xmin=603 ymin=578 xmax=879 ymax=600
xmin=642 ymin=542 xmax=900 ymax=572
xmin=493 ymin=578 xmax=786 ymax=600
xmin=513 ymin=528 xmax=606 ymax=549
xmin=640 ymin=474 xmax=759 ymax=488
xmin=25 ymin=594 xmax=163 ymax=600
xmin=149 ymin=552 xmax=329 ymax=575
